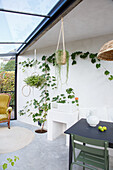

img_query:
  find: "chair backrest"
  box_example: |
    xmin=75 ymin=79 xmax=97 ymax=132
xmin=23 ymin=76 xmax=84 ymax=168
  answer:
xmin=71 ymin=134 xmax=108 ymax=158
xmin=0 ymin=93 xmax=11 ymax=114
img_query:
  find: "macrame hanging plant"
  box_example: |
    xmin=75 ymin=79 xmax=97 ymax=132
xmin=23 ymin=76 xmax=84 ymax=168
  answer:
xmin=55 ymin=17 xmax=70 ymax=83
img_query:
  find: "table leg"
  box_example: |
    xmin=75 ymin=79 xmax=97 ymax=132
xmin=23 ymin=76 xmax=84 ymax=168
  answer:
xmin=69 ymin=135 xmax=72 ymax=170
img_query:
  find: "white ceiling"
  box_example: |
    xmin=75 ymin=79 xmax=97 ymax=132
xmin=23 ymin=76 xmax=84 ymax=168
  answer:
xmin=27 ymin=0 xmax=113 ymax=51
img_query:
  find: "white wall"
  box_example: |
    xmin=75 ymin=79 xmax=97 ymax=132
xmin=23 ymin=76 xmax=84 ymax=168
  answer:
xmin=17 ymin=33 xmax=113 ymax=126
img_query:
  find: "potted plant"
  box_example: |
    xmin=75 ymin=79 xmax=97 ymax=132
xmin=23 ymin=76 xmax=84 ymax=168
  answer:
xmin=55 ymin=49 xmax=70 ymax=83
xmin=19 ymin=73 xmax=57 ymax=133
xmin=24 ymin=74 xmax=46 ymax=88
xmin=19 ymin=57 xmax=57 ymax=133
xmin=56 ymin=49 xmax=67 ymax=65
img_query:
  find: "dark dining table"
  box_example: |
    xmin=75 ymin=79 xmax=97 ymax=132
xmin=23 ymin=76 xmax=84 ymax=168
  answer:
xmin=64 ymin=118 xmax=113 ymax=170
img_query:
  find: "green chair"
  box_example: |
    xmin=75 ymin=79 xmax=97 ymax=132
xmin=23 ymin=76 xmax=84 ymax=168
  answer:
xmin=71 ymin=134 xmax=109 ymax=170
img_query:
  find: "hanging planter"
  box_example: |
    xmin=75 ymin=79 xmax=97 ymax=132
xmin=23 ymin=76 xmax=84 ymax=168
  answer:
xmin=55 ymin=18 xmax=70 ymax=83
xmin=56 ymin=17 xmax=67 ymax=64
xmin=24 ymin=75 xmax=46 ymax=88
xmin=56 ymin=49 xmax=67 ymax=65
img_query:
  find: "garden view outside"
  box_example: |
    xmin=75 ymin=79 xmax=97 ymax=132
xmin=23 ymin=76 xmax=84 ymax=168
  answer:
xmin=0 ymin=56 xmax=15 ymax=119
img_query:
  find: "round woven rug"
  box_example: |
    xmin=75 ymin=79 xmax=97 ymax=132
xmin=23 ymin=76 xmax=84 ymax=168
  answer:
xmin=0 ymin=126 xmax=35 ymax=153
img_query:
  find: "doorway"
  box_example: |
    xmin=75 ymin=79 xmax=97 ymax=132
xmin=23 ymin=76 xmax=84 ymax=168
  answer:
xmin=0 ymin=55 xmax=16 ymax=119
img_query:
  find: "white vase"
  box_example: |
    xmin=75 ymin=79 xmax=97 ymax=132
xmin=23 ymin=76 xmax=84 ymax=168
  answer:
xmin=86 ymin=111 xmax=99 ymax=127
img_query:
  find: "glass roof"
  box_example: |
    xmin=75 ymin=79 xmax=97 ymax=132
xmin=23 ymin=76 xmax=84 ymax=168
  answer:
xmin=0 ymin=0 xmax=59 ymax=54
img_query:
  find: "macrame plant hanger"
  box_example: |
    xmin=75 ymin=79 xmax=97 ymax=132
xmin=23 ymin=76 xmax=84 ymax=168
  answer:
xmin=56 ymin=17 xmax=66 ymax=65
xmin=32 ymin=49 xmax=37 ymax=97
xmin=22 ymin=49 xmax=37 ymax=97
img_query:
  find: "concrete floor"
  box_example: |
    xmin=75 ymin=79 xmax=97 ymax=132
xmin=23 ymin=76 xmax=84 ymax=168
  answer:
xmin=0 ymin=121 xmax=113 ymax=170
xmin=0 ymin=120 xmax=69 ymax=170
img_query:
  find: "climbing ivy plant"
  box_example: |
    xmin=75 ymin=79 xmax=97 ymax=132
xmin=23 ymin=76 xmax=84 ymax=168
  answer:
xmin=52 ymin=88 xmax=79 ymax=106
xmin=19 ymin=50 xmax=113 ymax=131
xmin=19 ymin=55 xmax=57 ymax=131
xmin=19 ymin=51 xmax=113 ymax=81
xmin=19 ymin=58 xmax=38 ymax=72
xmin=70 ymin=51 xmax=113 ymax=81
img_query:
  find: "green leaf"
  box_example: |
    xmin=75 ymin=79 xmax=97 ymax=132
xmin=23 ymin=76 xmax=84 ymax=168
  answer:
xmin=91 ymin=58 xmax=96 ymax=64
xmin=72 ymin=60 xmax=77 ymax=65
xmin=11 ymin=162 xmax=14 ymax=166
xmin=71 ymin=53 xmax=76 ymax=60
xmin=108 ymin=75 xmax=113 ymax=80
xmin=39 ymin=110 xmax=43 ymax=114
xmin=80 ymin=52 xmax=89 ymax=59
xmin=51 ymin=83 xmax=56 ymax=87
xmin=7 ymin=158 xmax=12 ymax=163
xmin=45 ymin=64 xmax=50 ymax=71
xmin=39 ymin=66 xmax=42 ymax=69
xmin=48 ymin=103 xmax=51 ymax=109
xmin=96 ymin=63 xmax=101 ymax=69
xmin=14 ymin=156 xmax=19 ymax=160
xmin=42 ymin=56 xmax=46 ymax=60
xmin=2 ymin=163 xmax=7 ymax=170
xmin=104 ymin=70 xmax=110 ymax=75
xmin=89 ymin=53 xmax=97 ymax=58
xmin=46 ymin=97 xmax=50 ymax=101
xmin=39 ymin=119 xmax=44 ymax=124
xmin=68 ymin=95 xmax=75 ymax=99
xmin=61 ymin=94 xmax=64 ymax=96
xmin=76 ymin=51 xmax=82 ymax=55
xmin=47 ymin=53 xmax=55 ymax=63
xmin=52 ymin=76 xmax=56 ymax=78
xmin=66 ymin=88 xmax=73 ymax=94
xmin=42 ymin=68 xmax=46 ymax=72
xmin=57 ymin=100 xmax=66 ymax=103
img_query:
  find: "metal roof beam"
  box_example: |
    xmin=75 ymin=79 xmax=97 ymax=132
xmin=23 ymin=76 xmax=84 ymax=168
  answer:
xmin=0 ymin=8 xmax=51 ymax=18
xmin=17 ymin=0 xmax=83 ymax=55
xmin=0 ymin=53 xmax=16 ymax=56
xmin=0 ymin=42 xmax=26 ymax=44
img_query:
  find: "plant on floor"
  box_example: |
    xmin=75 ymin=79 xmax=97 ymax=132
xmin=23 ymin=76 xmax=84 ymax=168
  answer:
xmin=1 ymin=156 xmax=19 ymax=170
xmin=19 ymin=56 xmax=57 ymax=133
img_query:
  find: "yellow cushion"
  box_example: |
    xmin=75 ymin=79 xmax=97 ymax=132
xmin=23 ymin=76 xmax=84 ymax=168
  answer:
xmin=0 ymin=114 xmax=8 ymax=120
xmin=0 ymin=94 xmax=10 ymax=114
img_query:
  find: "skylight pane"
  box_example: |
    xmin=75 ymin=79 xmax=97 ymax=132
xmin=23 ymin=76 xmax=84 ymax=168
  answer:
xmin=0 ymin=0 xmax=59 ymax=53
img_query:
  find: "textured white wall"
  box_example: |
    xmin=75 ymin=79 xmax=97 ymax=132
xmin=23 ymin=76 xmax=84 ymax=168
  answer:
xmin=17 ymin=34 xmax=113 ymax=126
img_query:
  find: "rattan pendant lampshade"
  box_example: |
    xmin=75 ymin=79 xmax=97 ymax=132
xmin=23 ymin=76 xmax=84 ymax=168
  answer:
xmin=97 ymin=40 xmax=113 ymax=61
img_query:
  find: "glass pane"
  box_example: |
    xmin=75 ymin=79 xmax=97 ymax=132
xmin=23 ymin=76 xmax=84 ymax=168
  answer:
xmin=0 ymin=0 xmax=59 ymax=53
xmin=0 ymin=56 xmax=15 ymax=119
xmin=0 ymin=45 xmax=20 ymax=54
